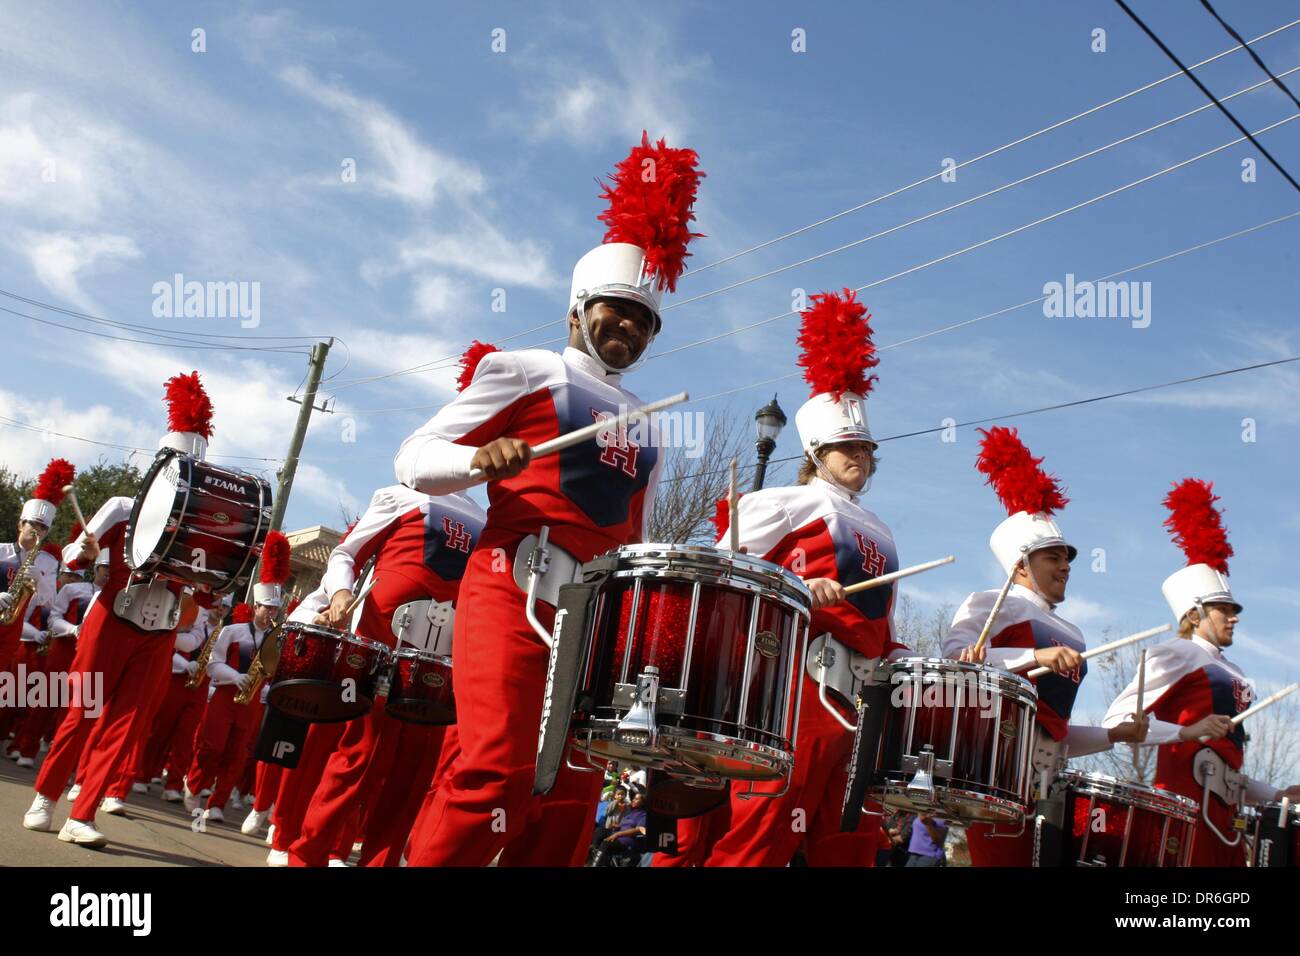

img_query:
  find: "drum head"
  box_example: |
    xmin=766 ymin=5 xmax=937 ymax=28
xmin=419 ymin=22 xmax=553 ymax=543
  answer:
xmin=131 ymin=453 xmax=183 ymax=568
xmin=645 ymin=777 xmax=729 ymax=818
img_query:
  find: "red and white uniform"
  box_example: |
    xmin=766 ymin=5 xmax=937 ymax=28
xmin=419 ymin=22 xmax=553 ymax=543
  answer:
xmin=943 ymin=585 xmax=1112 ymax=865
xmin=396 ymin=345 xmax=662 ymax=866
xmin=0 ymin=543 xmax=59 ymax=673
xmin=286 ymin=485 xmax=484 ymax=866
xmin=1103 ymin=635 xmax=1276 ymax=866
xmin=8 ymin=579 xmax=96 ymax=760
xmin=133 ymin=614 xmax=212 ymax=791
xmin=695 ymin=477 xmax=904 ymax=867
xmin=33 ymin=498 xmax=198 ymax=822
xmin=186 ymin=620 xmax=271 ymax=811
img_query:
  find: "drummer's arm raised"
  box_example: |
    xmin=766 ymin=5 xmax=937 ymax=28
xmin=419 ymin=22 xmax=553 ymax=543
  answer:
xmin=61 ymin=497 xmax=132 ymax=570
xmin=394 ymin=351 xmax=530 ymax=495
xmin=1100 ymin=642 xmax=1186 ymax=746
xmin=941 ymin=592 xmax=1036 ymax=670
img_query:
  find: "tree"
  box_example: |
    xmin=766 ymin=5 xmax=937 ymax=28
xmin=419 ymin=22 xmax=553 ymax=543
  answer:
xmin=646 ymin=409 xmax=782 ymax=545
xmin=1242 ymin=693 xmax=1300 ymax=792
xmin=0 ymin=458 xmax=145 ymax=547
xmin=892 ymin=593 xmax=954 ymax=659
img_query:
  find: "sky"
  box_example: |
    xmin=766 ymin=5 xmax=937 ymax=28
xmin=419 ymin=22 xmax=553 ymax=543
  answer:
xmin=2 ymin=1 xmax=1298 ymax=720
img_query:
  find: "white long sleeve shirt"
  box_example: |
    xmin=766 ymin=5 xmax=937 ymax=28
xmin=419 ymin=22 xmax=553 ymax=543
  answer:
xmin=206 ymin=622 xmax=271 ymax=687
xmin=46 ymin=581 xmax=98 ymax=638
xmin=1 ymin=543 xmax=60 ymax=639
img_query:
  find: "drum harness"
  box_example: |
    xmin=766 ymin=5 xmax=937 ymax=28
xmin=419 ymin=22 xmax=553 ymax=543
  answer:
xmin=1192 ymin=746 xmax=1249 ymax=846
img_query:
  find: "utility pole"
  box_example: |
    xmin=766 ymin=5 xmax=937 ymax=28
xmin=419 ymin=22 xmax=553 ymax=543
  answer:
xmin=244 ymin=338 xmax=332 ymax=602
xmin=272 ymin=338 xmax=333 ymax=532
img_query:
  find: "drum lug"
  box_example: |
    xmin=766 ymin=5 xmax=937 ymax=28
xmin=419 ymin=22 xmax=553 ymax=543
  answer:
xmin=614 ymin=667 xmax=660 ymax=750
xmin=613 ymin=682 xmax=685 ymax=715
xmin=906 ymin=746 xmax=938 ymax=803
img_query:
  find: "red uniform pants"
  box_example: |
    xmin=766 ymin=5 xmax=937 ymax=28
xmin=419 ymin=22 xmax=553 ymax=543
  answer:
xmin=270 ymin=720 xmax=346 ymax=852
xmin=185 ymin=686 xmax=263 ymax=811
xmin=406 ymin=546 xmax=602 ymax=867
xmin=34 ymin=601 xmax=174 ymax=821
xmin=11 ymin=635 xmax=78 ymax=759
xmin=705 ymin=673 xmax=880 ymax=867
xmin=3 ymin=642 xmax=48 ymax=751
xmin=254 ymin=759 xmax=283 ymax=813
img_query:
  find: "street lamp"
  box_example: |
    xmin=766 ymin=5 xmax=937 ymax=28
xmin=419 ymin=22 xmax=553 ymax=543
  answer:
xmin=752 ymin=394 xmax=787 ymax=491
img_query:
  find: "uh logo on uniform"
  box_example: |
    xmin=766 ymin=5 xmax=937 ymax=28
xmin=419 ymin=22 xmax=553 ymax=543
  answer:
xmin=852 ymin=531 xmax=887 ymax=578
xmin=590 ymin=408 xmax=640 ymax=478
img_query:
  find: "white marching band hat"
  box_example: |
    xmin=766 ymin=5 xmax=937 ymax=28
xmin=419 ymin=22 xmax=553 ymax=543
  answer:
xmin=20 ymin=459 xmax=75 ymax=530
xmin=161 ymin=371 xmax=214 ymax=461
xmin=1160 ymin=478 xmax=1241 ymax=622
xmin=252 ymin=582 xmax=283 ymax=607
xmin=793 ymin=289 xmax=879 ymax=466
xmin=795 ymin=391 xmax=873 ymax=456
xmin=975 ymin=427 xmax=1075 ymax=575
xmin=569 ymin=242 xmax=664 ymax=331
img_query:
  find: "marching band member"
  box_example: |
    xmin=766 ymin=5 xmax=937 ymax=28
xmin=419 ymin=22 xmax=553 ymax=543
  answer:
xmin=0 ymin=459 xmax=70 ymax=675
xmin=285 ymin=482 xmax=485 ymax=866
xmin=1103 ymin=479 xmax=1300 ymax=866
xmin=944 ymin=428 xmax=1146 ymax=866
xmin=149 ymin=600 xmax=226 ymax=802
xmin=184 ymin=532 xmax=290 ymax=824
xmin=8 ymin=557 xmax=104 ymax=765
xmin=697 ymin=289 xmax=906 ymax=867
xmin=239 ymin=595 xmax=298 ymax=835
xmin=22 ymin=373 xmax=216 ymax=848
xmin=397 ymin=134 xmax=701 ymax=866
xmin=1 ymin=548 xmax=65 ymax=755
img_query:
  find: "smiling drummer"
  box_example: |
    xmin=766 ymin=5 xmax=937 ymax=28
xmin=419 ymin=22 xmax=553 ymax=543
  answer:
xmin=394 ymin=134 xmax=701 ymax=867
xmin=944 ymin=427 xmax=1147 ymax=866
xmin=688 ymin=288 xmax=909 ymax=867
xmin=22 ymin=372 xmax=218 ymax=848
xmin=1102 ymin=479 xmax=1300 ymax=866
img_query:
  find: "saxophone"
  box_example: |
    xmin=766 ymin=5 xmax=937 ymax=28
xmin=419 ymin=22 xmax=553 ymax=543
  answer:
xmin=186 ymin=624 xmax=220 ymax=688
xmin=0 ymin=543 xmax=41 ymax=627
xmin=235 ymin=621 xmax=282 ymax=706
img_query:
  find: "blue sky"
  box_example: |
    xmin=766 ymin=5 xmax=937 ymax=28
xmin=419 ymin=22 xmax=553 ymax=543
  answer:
xmin=3 ymin=1 xmax=1298 ymax=718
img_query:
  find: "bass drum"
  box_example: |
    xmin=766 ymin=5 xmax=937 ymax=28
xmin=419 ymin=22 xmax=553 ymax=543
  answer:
xmin=126 ymin=448 xmax=271 ymax=592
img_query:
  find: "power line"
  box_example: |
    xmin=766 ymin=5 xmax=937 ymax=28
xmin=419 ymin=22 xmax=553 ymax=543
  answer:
xmin=659 ymin=354 xmax=1300 ymax=484
xmin=669 ymin=66 xmax=1300 ymax=310
xmin=0 ymin=413 xmax=285 ymax=463
xmin=648 ymin=112 xmax=1300 ymax=364
xmin=1113 ymin=0 xmax=1300 ymax=194
xmin=682 ymin=16 xmax=1300 ymax=278
xmin=1199 ymin=0 xmax=1300 ymax=112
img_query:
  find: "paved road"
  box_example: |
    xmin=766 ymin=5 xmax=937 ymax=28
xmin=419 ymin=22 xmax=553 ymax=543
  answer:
xmin=0 ymin=757 xmax=271 ymax=867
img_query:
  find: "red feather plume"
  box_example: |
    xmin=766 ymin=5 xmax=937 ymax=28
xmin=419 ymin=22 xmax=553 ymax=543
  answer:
xmin=1163 ymin=478 xmax=1232 ymax=573
xmin=597 ymin=131 xmax=705 ymax=293
xmin=164 ymin=371 xmax=214 ymax=438
xmin=796 ymin=289 xmax=878 ymax=401
xmin=231 ymin=603 xmax=253 ymax=624
xmin=32 ymin=459 xmax=75 ymax=504
xmin=975 ymin=427 xmax=1069 ymax=517
xmin=42 ymin=542 xmax=63 ymax=560
xmin=456 ymin=341 xmax=500 ymax=393
xmin=259 ymin=530 xmax=291 ymax=585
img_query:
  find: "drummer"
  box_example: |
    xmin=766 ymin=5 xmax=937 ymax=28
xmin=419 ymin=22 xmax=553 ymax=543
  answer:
xmin=944 ymin=427 xmax=1147 ymax=867
xmin=22 ymin=372 xmax=217 ymax=848
xmin=694 ymin=288 xmax=908 ymax=867
xmin=395 ymin=133 xmax=700 ymax=867
xmin=1102 ymin=479 xmax=1300 ymax=866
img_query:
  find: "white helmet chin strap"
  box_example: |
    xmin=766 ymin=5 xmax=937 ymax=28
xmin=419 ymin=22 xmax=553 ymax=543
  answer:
xmin=1018 ymin=548 xmax=1050 ymax=604
xmin=811 ymin=448 xmax=869 ymax=500
xmin=574 ymin=300 xmax=656 ymax=376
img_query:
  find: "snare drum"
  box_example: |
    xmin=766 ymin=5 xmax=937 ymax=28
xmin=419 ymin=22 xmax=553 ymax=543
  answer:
xmin=868 ymin=657 xmax=1037 ymax=824
xmin=1251 ymin=801 xmax=1299 ymax=867
xmin=127 ymin=448 xmax=271 ymax=592
xmin=386 ymin=648 xmax=455 ymax=725
xmin=267 ymin=622 xmax=390 ymax=723
xmin=1054 ymin=770 xmax=1198 ymax=867
xmin=569 ymin=544 xmax=812 ymax=783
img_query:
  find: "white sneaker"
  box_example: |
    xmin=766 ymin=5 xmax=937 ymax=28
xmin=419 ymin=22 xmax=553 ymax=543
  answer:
xmin=131 ymin=782 xmax=148 ymax=795
xmin=205 ymin=806 xmax=224 ymax=824
xmin=265 ymin=823 xmax=276 ymax=846
xmin=15 ymin=756 xmax=35 ymax=768
xmin=161 ymin=789 xmax=182 ymax=803
xmin=327 ymin=858 xmax=350 ymax=867
xmin=150 ymin=776 xmax=163 ymax=786
xmin=22 ymin=794 xmax=53 ymax=831
xmin=5 ymin=747 xmax=20 ymax=760
xmin=58 ymin=818 xmax=107 ymax=848
xmin=267 ymin=848 xmax=289 ymax=867
xmin=66 ymin=784 xmax=81 ymax=802
xmin=182 ymin=786 xmax=199 ymax=813
xmin=241 ymin=808 xmax=270 ymax=836
xmin=100 ymin=797 xmax=128 ymax=815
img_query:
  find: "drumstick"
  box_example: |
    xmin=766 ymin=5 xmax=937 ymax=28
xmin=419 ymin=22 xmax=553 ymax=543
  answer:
xmin=466 ymin=391 xmax=690 ymax=482
xmin=1132 ymin=648 xmax=1147 ymax=774
xmin=1229 ymin=681 xmax=1299 ymax=728
xmin=971 ymin=555 xmax=1022 ymax=657
xmin=1023 ymin=624 xmax=1170 ymax=678
xmin=841 ymin=555 xmax=955 ymax=595
xmin=727 ymin=459 xmax=740 ymax=553
xmin=342 ymin=575 xmax=380 ymax=619
xmin=62 ymin=485 xmax=88 ymax=534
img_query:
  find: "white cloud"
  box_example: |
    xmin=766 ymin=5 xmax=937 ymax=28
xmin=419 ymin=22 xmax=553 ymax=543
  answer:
xmin=279 ymin=65 xmax=484 ymax=207
xmin=21 ymin=231 xmax=141 ymax=312
xmin=411 ymin=274 xmax=467 ymax=320
xmin=1059 ymin=594 xmax=1108 ymax=629
xmin=0 ymin=388 xmax=156 ymax=476
xmin=395 ymin=211 xmax=560 ymax=290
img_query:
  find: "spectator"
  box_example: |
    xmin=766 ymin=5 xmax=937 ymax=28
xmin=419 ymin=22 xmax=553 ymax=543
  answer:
xmin=597 ymin=790 xmax=647 ymax=866
xmin=589 ymin=786 xmax=629 ymax=857
xmin=877 ymin=810 xmax=910 ymax=867
xmin=905 ymin=813 xmax=948 ymax=867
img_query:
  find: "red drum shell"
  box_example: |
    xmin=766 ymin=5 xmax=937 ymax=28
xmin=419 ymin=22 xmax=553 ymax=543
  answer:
xmin=386 ymin=649 xmax=455 ymax=726
xmin=1058 ymin=771 xmax=1198 ymax=867
xmin=268 ymin=622 xmax=388 ymax=723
